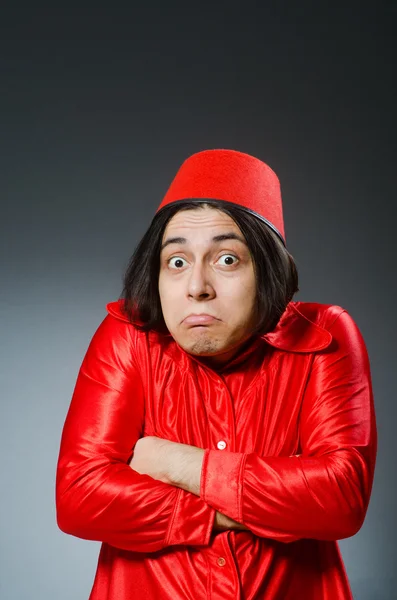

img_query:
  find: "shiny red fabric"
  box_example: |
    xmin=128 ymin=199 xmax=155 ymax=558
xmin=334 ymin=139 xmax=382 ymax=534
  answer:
xmin=56 ymin=300 xmax=377 ymax=599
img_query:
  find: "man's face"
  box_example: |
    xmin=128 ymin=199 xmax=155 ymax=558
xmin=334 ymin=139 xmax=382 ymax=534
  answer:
xmin=158 ymin=205 xmax=258 ymax=367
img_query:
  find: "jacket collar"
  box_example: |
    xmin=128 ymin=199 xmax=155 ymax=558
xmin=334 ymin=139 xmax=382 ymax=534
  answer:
xmin=106 ymin=299 xmax=333 ymax=354
xmin=260 ymin=302 xmax=332 ymax=353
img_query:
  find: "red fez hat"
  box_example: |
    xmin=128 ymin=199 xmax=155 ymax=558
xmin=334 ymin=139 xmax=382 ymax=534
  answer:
xmin=156 ymin=149 xmax=286 ymax=245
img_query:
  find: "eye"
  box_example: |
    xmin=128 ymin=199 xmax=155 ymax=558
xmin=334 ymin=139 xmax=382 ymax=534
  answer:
xmin=217 ymin=254 xmax=238 ymax=266
xmin=168 ymin=256 xmax=188 ymax=269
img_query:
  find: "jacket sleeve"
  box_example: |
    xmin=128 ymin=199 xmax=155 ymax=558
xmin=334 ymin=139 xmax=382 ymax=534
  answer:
xmin=56 ymin=313 xmax=215 ymax=553
xmin=200 ymin=309 xmax=377 ymax=542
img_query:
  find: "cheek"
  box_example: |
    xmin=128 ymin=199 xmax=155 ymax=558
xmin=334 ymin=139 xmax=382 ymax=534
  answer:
xmin=241 ymin=270 xmax=256 ymax=298
xmin=227 ymin=277 xmax=256 ymax=317
xmin=225 ymin=275 xmax=256 ymax=301
xmin=159 ymin=279 xmax=180 ymax=321
xmin=158 ymin=278 xmax=168 ymax=309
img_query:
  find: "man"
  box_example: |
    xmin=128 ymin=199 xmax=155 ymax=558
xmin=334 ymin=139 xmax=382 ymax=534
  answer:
xmin=56 ymin=149 xmax=377 ymax=599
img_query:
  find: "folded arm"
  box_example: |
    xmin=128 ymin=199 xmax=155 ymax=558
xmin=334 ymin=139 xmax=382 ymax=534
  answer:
xmin=56 ymin=314 xmax=216 ymax=553
xmin=139 ymin=310 xmax=377 ymax=543
xmin=130 ymin=436 xmax=247 ymax=532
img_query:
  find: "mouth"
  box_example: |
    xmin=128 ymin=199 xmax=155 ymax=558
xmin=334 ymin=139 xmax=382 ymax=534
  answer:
xmin=182 ymin=315 xmax=218 ymax=326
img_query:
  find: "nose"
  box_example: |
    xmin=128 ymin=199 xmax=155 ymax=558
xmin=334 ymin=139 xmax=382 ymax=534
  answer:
xmin=187 ymin=261 xmax=216 ymax=300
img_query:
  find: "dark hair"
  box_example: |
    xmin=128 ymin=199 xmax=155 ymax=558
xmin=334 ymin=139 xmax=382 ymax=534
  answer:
xmin=120 ymin=200 xmax=299 ymax=336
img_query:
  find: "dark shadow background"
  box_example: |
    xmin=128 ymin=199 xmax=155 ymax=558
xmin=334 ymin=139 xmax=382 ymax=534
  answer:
xmin=1 ymin=3 xmax=395 ymax=599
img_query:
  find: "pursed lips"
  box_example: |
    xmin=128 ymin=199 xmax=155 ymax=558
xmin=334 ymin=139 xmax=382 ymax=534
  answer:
xmin=182 ymin=314 xmax=219 ymax=325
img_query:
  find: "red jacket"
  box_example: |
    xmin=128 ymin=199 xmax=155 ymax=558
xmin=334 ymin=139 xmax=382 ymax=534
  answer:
xmin=56 ymin=299 xmax=377 ymax=599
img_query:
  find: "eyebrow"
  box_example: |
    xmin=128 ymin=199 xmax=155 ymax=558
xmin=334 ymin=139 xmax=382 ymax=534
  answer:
xmin=160 ymin=232 xmax=248 ymax=252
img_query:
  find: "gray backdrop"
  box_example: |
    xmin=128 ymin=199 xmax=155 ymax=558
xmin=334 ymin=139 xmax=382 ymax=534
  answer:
xmin=1 ymin=3 xmax=395 ymax=599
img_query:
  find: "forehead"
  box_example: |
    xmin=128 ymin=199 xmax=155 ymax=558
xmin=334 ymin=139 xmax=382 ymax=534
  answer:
xmin=162 ymin=206 xmax=242 ymax=237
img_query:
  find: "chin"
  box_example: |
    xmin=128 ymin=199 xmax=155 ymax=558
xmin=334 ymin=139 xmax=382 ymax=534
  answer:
xmin=188 ymin=339 xmax=223 ymax=356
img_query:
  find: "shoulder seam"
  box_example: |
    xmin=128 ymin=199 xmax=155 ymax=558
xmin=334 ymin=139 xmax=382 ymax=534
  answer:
xmin=327 ymin=306 xmax=347 ymax=330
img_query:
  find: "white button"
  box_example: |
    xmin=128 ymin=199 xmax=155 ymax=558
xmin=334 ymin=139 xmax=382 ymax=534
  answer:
xmin=217 ymin=440 xmax=227 ymax=450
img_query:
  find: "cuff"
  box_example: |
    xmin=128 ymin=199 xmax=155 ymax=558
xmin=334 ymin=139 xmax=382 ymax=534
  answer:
xmin=200 ymin=448 xmax=247 ymax=522
xmin=165 ymin=488 xmax=216 ymax=547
